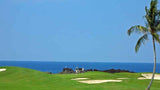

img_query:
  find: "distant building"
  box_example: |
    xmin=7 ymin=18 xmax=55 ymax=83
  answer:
xmin=75 ymin=67 xmax=84 ymax=73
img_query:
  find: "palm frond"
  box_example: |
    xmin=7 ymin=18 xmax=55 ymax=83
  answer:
xmin=127 ymin=25 xmax=148 ymax=36
xmin=152 ymin=32 xmax=160 ymax=43
xmin=145 ymin=6 xmax=152 ymax=25
xmin=150 ymin=0 xmax=158 ymax=12
xmin=135 ymin=34 xmax=148 ymax=52
xmin=145 ymin=15 xmax=152 ymax=25
xmin=147 ymin=0 xmax=158 ymax=27
xmin=156 ymin=23 xmax=160 ymax=31
xmin=156 ymin=10 xmax=160 ymax=16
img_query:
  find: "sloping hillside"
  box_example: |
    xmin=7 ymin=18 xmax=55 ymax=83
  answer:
xmin=0 ymin=67 xmax=160 ymax=90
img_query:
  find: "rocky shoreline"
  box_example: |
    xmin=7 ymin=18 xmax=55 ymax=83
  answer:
xmin=58 ymin=68 xmax=134 ymax=74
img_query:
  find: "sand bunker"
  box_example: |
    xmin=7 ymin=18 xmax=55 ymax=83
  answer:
xmin=138 ymin=73 xmax=160 ymax=80
xmin=78 ymin=80 xmax=122 ymax=84
xmin=117 ymin=78 xmax=129 ymax=79
xmin=71 ymin=78 xmax=89 ymax=80
xmin=0 ymin=68 xmax=6 ymax=72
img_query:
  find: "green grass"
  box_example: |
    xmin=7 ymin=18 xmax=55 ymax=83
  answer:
xmin=0 ymin=67 xmax=160 ymax=90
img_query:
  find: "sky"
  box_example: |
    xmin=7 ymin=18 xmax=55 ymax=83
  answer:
xmin=0 ymin=0 xmax=160 ymax=63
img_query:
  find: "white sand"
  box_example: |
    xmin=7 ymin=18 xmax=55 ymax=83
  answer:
xmin=117 ymin=78 xmax=129 ymax=79
xmin=78 ymin=80 xmax=122 ymax=84
xmin=138 ymin=77 xmax=146 ymax=80
xmin=71 ymin=78 xmax=89 ymax=80
xmin=0 ymin=68 xmax=6 ymax=72
xmin=138 ymin=73 xmax=160 ymax=80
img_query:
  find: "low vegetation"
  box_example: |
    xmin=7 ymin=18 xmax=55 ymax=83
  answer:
xmin=0 ymin=67 xmax=160 ymax=90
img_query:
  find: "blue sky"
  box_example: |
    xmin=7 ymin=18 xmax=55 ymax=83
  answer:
xmin=0 ymin=0 xmax=160 ymax=63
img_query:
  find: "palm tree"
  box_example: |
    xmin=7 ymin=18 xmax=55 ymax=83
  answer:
xmin=127 ymin=0 xmax=160 ymax=90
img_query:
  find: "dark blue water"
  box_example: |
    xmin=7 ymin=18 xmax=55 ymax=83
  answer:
xmin=0 ymin=61 xmax=160 ymax=73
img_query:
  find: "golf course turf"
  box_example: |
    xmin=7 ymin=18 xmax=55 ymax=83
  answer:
xmin=0 ymin=67 xmax=160 ymax=90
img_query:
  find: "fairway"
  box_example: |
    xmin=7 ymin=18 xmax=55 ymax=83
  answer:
xmin=0 ymin=67 xmax=160 ymax=90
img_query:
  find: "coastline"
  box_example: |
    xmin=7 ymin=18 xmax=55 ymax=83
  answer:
xmin=0 ymin=61 xmax=160 ymax=73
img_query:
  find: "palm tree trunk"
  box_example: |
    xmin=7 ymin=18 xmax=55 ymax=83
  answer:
xmin=146 ymin=36 xmax=156 ymax=90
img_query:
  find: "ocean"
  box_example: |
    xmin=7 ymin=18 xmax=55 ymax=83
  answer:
xmin=0 ymin=61 xmax=160 ymax=73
